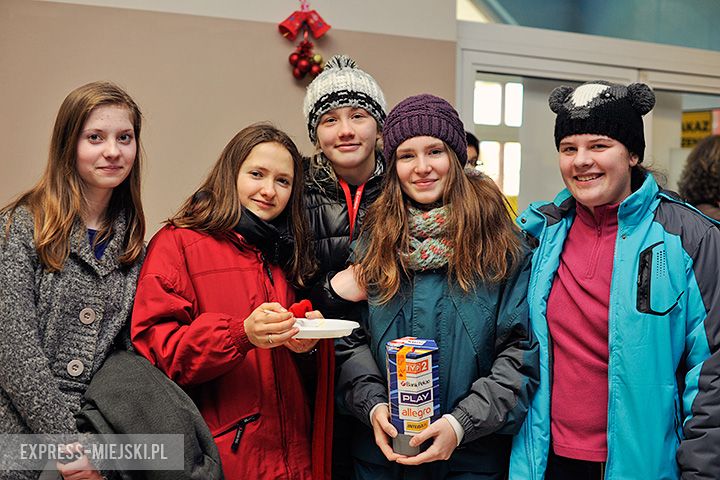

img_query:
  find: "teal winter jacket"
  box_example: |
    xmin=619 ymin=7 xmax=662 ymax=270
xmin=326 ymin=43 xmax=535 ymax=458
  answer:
xmin=509 ymin=174 xmax=720 ymax=480
xmin=338 ymin=246 xmax=539 ymax=477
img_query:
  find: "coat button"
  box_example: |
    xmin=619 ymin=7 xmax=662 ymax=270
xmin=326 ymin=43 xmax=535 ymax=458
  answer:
xmin=67 ymin=360 xmax=84 ymax=377
xmin=79 ymin=308 xmax=96 ymax=325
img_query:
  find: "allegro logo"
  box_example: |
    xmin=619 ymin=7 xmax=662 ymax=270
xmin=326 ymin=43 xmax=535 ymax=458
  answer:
xmin=400 ymin=404 xmax=434 ymax=420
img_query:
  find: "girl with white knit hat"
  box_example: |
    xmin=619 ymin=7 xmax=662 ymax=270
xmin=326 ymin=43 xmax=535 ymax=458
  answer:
xmin=302 ymin=53 xmax=387 ymax=480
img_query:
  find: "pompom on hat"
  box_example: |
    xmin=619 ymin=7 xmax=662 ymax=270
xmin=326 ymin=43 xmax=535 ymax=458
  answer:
xmin=303 ymin=54 xmax=386 ymax=144
xmin=382 ymin=94 xmax=468 ymax=166
xmin=549 ymin=80 xmax=655 ymax=162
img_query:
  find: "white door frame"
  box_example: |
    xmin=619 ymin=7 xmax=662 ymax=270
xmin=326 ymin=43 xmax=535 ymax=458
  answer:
xmin=456 ymin=21 xmax=720 ymax=205
xmin=456 ymin=20 xmax=720 ymax=124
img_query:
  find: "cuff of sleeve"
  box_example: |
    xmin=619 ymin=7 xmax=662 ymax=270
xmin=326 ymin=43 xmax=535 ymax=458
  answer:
xmin=359 ymin=392 xmax=389 ymax=426
xmin=443 ymin=414 xmax=464 ymax=446
xmin=369 ymin=402 xmax=387 ymax=425
xmin=227 ymin=317 xmax=253 ymax=354
xmin=327 ymin=271 xmax=352 ymax=304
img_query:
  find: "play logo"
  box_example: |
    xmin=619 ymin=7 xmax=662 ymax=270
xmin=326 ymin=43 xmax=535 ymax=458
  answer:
xmin=399 ymin=390 xmax=433 ymax=406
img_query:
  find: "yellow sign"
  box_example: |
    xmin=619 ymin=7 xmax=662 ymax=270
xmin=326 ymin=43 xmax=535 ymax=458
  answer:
xmin=682 ymin=111 xmax=713 ymax=148
xmin=405 ymin=419 xmax=430 ymax=433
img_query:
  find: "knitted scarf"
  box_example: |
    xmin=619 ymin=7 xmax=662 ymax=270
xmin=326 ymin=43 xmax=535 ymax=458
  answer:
xmin=405 ymin=205 xmax=453 ymax=271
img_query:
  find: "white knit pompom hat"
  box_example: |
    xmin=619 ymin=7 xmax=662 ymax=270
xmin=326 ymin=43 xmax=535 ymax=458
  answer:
xmin=303 ymin=54 xmax=386 ymax=144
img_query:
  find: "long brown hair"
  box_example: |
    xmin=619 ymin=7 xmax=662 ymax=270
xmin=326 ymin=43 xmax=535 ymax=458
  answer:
xmin=357 ymin=145 xmax=521 ymax=304
xmin=2 ymin=81 xmax=145 ymax=271
xmin=170 ymin=123 xmax=316 ymax=288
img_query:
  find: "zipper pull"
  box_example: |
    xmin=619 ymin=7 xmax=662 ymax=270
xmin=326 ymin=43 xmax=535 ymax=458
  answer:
xmin=260 ymin=254 xmax=274 ymax=285
xmin=231 ymin=413 xmax=260 ymax=452
xmin=265 ymin=264 xmax=274 ymax=285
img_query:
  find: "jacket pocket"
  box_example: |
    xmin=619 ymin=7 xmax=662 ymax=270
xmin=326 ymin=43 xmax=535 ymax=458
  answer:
xmin=674 ymin=394 xmax=683 ymax=446
xmin=636 ymin=242 xmax=683 ymax=316
xmin=213 ymin=412 xmax=261 ymax=453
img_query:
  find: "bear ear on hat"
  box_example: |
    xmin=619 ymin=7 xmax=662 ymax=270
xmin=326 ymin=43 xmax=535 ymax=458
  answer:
xmin=627 ymin=83 xmax=655 ymax=115
xmin=548 ymin=86 xmax=574 ymax=113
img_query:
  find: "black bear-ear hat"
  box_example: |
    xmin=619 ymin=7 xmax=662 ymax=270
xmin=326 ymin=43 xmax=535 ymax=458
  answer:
xmin=627 ymin=83 xmax=655 ymax=115
xmin=548 ymin=80 xmax=656 ymax=162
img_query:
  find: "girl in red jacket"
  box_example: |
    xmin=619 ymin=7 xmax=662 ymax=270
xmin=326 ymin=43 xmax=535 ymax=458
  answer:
xmin=131 ymin=123 xmax=332 ymax=479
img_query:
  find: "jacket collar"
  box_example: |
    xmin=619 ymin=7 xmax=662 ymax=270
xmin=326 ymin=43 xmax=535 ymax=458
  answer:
xmin=70 ymin=210 xmax=129 ymax=276
xmin=233 ymin=207 xmax=293 ymax=266
xmin=518 ymin=173 xmax=660 ymax=237
xmin=304 ymin=151 xmax=386 ymax=196
xmin=617 ymin=173 xmax=658 ymax=227
xmin=518 ymin=190 xmax=575 ymax=240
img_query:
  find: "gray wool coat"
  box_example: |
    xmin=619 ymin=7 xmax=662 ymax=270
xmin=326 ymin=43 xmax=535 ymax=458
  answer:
xmin=0 ymin=205 xmax=143 ymax=437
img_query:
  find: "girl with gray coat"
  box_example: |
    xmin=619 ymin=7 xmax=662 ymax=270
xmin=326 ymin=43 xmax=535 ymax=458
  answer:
xmin=0 ymin=81 xmax=146 ymax=479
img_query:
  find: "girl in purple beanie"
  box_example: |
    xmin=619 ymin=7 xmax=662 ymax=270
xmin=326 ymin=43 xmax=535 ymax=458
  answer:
xmin=324 ymin=94 xmax=540 ymax=479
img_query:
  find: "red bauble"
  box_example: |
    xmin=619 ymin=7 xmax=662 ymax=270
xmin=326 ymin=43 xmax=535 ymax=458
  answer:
xmin=289 ymin=52 xmax=300 ymax=66
xmin=310 ymin=64 xmax=322 ymax=76
xmin=297 ymin=58 xmax=311 ymax=73
xmin=292 ymin=67 xmax=305 ymax=79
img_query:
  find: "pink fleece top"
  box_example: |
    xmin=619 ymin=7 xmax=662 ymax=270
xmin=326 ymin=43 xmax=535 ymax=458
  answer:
xmin=546 ymin=202 xmax=619 ymax=462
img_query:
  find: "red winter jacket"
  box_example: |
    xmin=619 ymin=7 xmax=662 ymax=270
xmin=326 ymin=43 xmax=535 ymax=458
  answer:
xmin=131 ymin=226 xmax=332 ymax=479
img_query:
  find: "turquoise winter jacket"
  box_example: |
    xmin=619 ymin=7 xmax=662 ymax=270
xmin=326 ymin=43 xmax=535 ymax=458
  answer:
xmin=509 ymin=174 xmax=720 ymax=480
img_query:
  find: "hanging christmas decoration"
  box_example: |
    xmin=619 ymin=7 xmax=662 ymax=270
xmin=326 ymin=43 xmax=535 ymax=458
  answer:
xmin=278 ymin=0 xmax=331 ymax=81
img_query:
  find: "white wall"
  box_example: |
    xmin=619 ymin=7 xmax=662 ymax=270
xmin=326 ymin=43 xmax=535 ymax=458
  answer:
xmin=37 ymin=0 xmax=457 ymax=41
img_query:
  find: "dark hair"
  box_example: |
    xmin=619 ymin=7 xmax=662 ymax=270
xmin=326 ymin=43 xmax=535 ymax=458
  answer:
xmin=170 ymin=123 xmax=317 ymax=288
xmin=465 ymin=131 xmax=479 ymax=151
xmin=677 ymin=135 xmax=720 ymax=207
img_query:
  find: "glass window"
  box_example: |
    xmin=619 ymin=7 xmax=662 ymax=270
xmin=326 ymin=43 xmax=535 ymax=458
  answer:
xmin=504 ymin=83 xmax=523 ymax=127
xmin=474 ymin=81 xmax=502 ymax=125
xmin=479 ymin=141 xmax=501 ymax=182
xmin=503 ymin=142 xmax=521 ymax=196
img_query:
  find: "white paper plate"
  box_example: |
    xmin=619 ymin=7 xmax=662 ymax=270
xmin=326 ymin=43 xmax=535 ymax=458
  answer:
xmin=293 ymin=318 xmax=360 ymax=339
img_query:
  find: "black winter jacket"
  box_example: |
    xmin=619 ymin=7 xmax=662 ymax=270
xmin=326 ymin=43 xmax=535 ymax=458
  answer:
xmin=303 ymin=153 xmax=385 ymax=414
xmin=304 ymin=153 xmax=385 ymax=277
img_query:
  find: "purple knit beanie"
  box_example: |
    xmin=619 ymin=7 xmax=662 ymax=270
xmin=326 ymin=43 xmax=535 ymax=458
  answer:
xmin=383 ymin=94 xmax=468 ymax=166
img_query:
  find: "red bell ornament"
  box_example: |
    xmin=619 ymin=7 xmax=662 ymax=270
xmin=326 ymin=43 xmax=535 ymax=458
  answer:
xmin=279 ymin=1 xmax=331 ymax=81
xmin=305 ymin=10 xmax=331 ymax=39
xmin=278 ymin=12 xmax=304 ymax=40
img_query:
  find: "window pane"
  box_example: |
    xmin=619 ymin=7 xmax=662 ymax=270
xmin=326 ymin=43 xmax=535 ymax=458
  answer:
xmin=479 ymin=141 xmax=500 ymax=182
xmin=474 ymin=81 xmax=502 ymax=125
xmin=504 ymin=83 xmax=523 ymax=127
xmin=503 ymin=142 xmax=521 ymax=196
